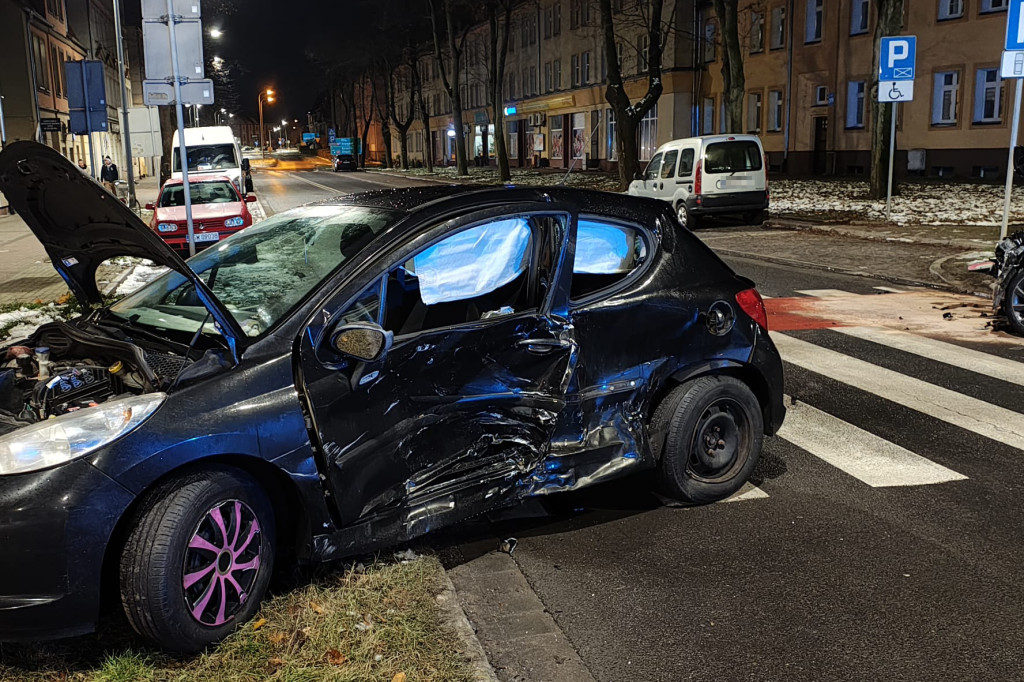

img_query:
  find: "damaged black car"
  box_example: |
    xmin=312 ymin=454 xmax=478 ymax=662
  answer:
xmin=0 ymin=141 xmax=785 ymax=652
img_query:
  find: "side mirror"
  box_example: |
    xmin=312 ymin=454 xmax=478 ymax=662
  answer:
xmin=145 ymin=202 xmax=155 ymax=210
xmin=245 ymin=194 xmax=257 ymax=202
xmin=330 ymin=322 xmax=392 ymax=362
xmin=241 ymin=158 xmax=251 ymax=171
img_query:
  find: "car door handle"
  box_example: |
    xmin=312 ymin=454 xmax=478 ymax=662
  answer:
xmin=517 ymin=338 xmax=570 ymax=353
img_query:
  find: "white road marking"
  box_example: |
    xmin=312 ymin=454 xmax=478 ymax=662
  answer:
xmin=722 ymin=482 xmax=769 ymax=502
xmin=774 ymin=333 xmax=1024 ymax=451
xmin=778 ymin=399 xmax=966 ymax=487
xmin=271 ymin=170 xmax=343 ymax=194
xmin=835 ymin=326 xmax=1024 ymax=387
xmin=795 ymin=289 xmax=859 ymax=298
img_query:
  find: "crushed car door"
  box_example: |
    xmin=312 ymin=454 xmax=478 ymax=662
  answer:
xmin=298 ymin=210 xmax=576 ymax=537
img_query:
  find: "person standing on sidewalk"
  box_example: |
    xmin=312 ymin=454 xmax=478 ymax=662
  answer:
xmin=77 ymin=159 xmax=88 ymax=173
xmin=100 ymin=156 xmax=118 ymax=193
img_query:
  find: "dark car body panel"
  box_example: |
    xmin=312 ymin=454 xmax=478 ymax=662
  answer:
xmin=0 ymin=148 xmax=785 ymax=641
xmin=686 ymin=189 xmax=768 ymax=215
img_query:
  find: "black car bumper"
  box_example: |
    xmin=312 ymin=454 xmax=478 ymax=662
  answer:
xmin=753 ymin=326 xmax=786 ymax=435
xmin=0 ymin=460 xmax=134 ymax=641
xmin=686 ymin=190 xmax=768 ymax=216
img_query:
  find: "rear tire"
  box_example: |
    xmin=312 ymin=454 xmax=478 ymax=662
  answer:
xmin=745 ymin=210 xmax=767 ymax=226
xmin=656 ymin=376 xmax=763 ymax=504
xmin=676 ymin=202 xmax=700 ymax=230
xmin=1004 ymin=270 xmax=1024 ymax=336
xmin=119 ymin=468 xmax=276 ymax=653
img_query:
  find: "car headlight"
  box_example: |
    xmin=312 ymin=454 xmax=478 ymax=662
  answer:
xmin=0 ymin=394 xmax=166 ymax=476
xmin=157 ymin=222 xmax=178 ymax=232
xmin=224 ymin=216 xmax=246 ymax=228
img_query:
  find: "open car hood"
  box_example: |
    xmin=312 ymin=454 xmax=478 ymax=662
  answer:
xmin=0 ymin=141 xmax=245 ymax=348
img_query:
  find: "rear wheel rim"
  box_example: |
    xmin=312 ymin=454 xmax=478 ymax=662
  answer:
xmin=687 ymin=398 xmax=748 ymax=483
xmin=183 ymin=499 xmax=262 ymax=627
xmin=676 ymin=204 xmax=688 ymax=226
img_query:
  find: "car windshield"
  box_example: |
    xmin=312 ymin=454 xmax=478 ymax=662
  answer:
xmin=704 ymin=141 xmax=763 ymax=174
xmin=108 ymin=205 xmax=403 ymax=338
xmin=159 ymin=181 xmax=239 ymax=207
xmin=172 ymin=144 xmax=238 ymax=172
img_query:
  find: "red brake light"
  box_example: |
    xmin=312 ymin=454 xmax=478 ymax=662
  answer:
xmin=736 ymin=288 xmax=768 ymax=331
xmin=694 ymin=159 xmax=702 ymax=195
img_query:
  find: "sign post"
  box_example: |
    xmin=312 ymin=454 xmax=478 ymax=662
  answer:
xmin=1000 ymin=0 xmax=1024 ymax=239
xmin=878 ymin=36 xmax=916 ymax=222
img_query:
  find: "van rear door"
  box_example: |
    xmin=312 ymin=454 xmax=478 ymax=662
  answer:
xmin=701 ymin=139 xmax=766 ymax=197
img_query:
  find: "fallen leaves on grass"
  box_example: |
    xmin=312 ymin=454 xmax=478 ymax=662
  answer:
xmin=325 ymin=649 xmax=348 ymax=666
xmin=251 ymin=617 xmax=267 ymax=631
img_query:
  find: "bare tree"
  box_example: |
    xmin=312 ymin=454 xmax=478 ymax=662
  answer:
xmin=373 ymin=64 xmax=394 ymax=168
xmin=386 ymin=54 xmax=418 ymax=169
xmin=600 ymin=0 xmax=666 ymax=189
xmin=712 ymin=0 xmax=744 ymax=133
xmin=429 ymin=0 xmax=471 ymax=175
xmin=869 ymin=0 xmax=905 ymax=199
xmin=486 ymin=0 xmax=514 ymax=181
xmin=358 ymin=77 xmax=376 ymax=168
xmin=414 ymin=59 xmax=435 ymax=172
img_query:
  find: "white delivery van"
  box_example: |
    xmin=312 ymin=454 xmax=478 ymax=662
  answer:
xmin=171 ymin=126 xmax=251 ymax=194
xmin=628 ymin=134 xmax=768 ymax=229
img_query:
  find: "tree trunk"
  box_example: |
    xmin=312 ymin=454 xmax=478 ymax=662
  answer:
xmin=488 ymin=1 xmax=513 ymax=182
xmin=415 ymin=63 xmax=435 ymax=172
xmin=430 ymin=0 xmax=469 ymax=175
xmin=600 ymin=0 xmax=664 ymax=190
xmin=869 ymin=0 xmax=905 ymax=199
xmin=361 ymin=79 xmax=375 ymax=168
xmin=713 ymin=0 xmax=744 ymax=133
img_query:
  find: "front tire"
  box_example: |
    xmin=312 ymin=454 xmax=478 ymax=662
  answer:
xmin=676 ymin=202 xmax=700 ymax=230
xmin=119 ymin=468 xmax=276 ymax=653
xmin=655 ymin=376 xmax=764 ymax=504
xmin=1004 ymin=270 xmax=1024 ymax=336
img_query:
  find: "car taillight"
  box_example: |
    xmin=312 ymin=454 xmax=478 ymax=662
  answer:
xmin=694 ymin=160 xmax=702 ymax=195
xmin=736 ymin=288 xmax=768 ymax=331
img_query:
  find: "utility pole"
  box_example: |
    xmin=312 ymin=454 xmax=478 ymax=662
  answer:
xmin=112 ymin=0 xmax=137 ymax=208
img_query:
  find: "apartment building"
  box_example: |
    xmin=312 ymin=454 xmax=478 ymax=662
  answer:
xmin=385 ymin=0 xmax=1022 ymax=179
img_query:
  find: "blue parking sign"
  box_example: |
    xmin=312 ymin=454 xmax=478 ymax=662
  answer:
xmin=879 ymin=36 xmax=916 ymax=81
xmin=1008 ymin=0 xmax=1024 ymax=50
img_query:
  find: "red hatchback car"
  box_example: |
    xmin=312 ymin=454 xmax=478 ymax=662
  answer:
xmin=147 ymin=175 xmax=256 ymax=254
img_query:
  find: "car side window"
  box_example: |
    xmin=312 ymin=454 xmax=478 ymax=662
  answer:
xmin=336 ymin=277 xmax=382 ymax=327
xmin=383 ymin=218 xmax=539 ymax=336
xmin=677 ymin=149 xmax=695 ymax=177
xmin=660 ymin=150 xmax=678 ymax=179
xmin=644 ymin=153 xmax=663 ymax=180
xmin=571 ymin=219 xmax=649 ymax=300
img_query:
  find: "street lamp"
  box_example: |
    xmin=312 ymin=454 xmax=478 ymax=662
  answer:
xmin=258 ymin=88 xmax=274 ymax=158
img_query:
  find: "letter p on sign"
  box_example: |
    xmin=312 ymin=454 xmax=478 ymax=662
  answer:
xmin=887 ymin=40 xmax=909 ymax=68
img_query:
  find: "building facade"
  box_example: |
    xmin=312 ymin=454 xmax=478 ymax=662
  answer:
xmin=382 ymin=0 xmax=1023 ymax=180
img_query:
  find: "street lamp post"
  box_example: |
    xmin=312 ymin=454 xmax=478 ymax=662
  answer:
xmin=258 ymin=88 xmax=274 ymax=159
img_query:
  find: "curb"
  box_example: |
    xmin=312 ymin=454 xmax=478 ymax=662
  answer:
xmin=768 ymin=218 xmax=999 ymax=251
xmin=715 ymin=247 xmax=992 ymax=299
xmin=436 ymin=569 xmax=500 ymax=682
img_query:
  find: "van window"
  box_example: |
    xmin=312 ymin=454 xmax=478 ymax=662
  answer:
xmin=644 ymin=153 xmax=663 ymax=180
xmin=172 ymin=144 xmax=238 ymax=173
xmin=660 ymin=150 xmax=678 ymax=179
xmin=678 ymin=148 xmax=695 ymax=176
xmin=704 ymin=141 xmax=763 ymax=174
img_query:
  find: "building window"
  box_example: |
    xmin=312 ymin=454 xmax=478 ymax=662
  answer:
xmin=545 ymin=62 xmax=552 ymax=92
xmin=551 ymin=116 xmax=564 ymax=160
xmin=750 ymin=11 xmax=764 ymax=53
xmin=980 ymin=0 xmax=1008 ymax=12
xmin=521 ymin=20 xmax=528 ymax=48
xmin=554 ymin=59 xmax=562 ymax=89
xmin=51 ymin=46 xmax=62 ymax=98
xmin=746 ymin=92 xmax=762 ymax=132
xmin=32 ymin=34 xmax=50 ymax=92
xmin=973 ymin=68 xmax=1003 ymax=123
xmin=851 ymin=0 xmax=869 ymax=35
xmin=846 ymin=81 xmax=866 ymax=128
xmin=545 ymin=7 xmax=553 ymax=39
xmin=720 ymin=100 xmax=727 ymax=133
xmin=938 ymin=0 xmax=964 ymax=19
xmin=530 ymin=16 xmax=537 ymax=44
xmin=508 ymin=72 xmax=517 ymax=100
xmin=572 ymin=54 xmax=580 ymax=87
xmin=530 ymin=66 xmax=537 ymax=95
xmin=703 ymin=21 xmax=716 ymax=62
xmin=770 ymin=6 xmax=786 ymax=49
xmin=815 ymin=85 xmax=829 ymax=105
xmin=582 ymin=51 xmax=591 ymax=84
xmin=639 ymin=34 xmax=651 ymax=72
xmin=932 ymin=71 xmax=960 ymax=124
xmin=639 ymin=104 xmax=658 ymax=161
xmin=703 ymin=96 xmax=714 ymax=134
xmin=606 ymin=108 xmax=617 ymax=161
xmin=768 ymin=90 xmax=783 ymax=131
xmin=554 ymin=1 xmax=562 ymax=35
xmin=522 ymin=69 xmax=529 ymax=97
xmin=509 ymin=120 xmax=519 ymax=159
xmin=805 ymin=0 xmax=823 ymax=43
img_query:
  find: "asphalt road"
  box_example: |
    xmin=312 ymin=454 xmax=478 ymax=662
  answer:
xmin=254 ymin=164 xmax=1024 ymax=681
xmin=252 ymin=163 xmax=435 ymax=215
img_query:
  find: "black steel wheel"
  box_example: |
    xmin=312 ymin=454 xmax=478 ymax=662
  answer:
xmin=654 ymin=376 xmax=763 ymax=504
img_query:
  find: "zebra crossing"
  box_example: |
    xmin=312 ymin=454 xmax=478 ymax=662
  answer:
xmin=726 ymin=287 xmax=1023 ymax=502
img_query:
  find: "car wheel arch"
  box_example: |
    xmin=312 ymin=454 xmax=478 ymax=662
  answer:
xmin=656 ymin=361 xmax=776 ymax=436
xmin=99 ymin=455 xmax=310 ymax=615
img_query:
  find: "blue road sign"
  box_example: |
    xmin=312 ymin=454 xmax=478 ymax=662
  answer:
xmin=879 ymin=36 xmax=917 ymax=82
xmin=1008 ymin=0 xmax=1024 ymax=50
xmin=65 ymin=61 xmax=107 ymax=135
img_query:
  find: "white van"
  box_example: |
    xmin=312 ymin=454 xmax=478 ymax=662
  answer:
xmin=171 ymin=126 xmax=250 ymax=194
xmin=628 ymin=134 xmax=768 ymax=229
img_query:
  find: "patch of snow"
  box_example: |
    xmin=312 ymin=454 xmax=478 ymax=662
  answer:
xmin=0 ymin=306 xmax=64 ymax=342
xmin=116 ymin=262 xmax=168 ymax=296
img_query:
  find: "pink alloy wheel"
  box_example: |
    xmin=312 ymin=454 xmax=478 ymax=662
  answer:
xmin=182 ymin=499 xmax=262 ymax=627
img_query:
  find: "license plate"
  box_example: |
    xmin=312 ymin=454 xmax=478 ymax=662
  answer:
xmin=190 ymin=232 xmax=220 ymax=243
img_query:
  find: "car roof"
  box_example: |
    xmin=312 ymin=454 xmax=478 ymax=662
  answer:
xmin=162 ymin=175 xmax=235 ymax=187
xmin=657 ymin=134 xmax=763 ymax=151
